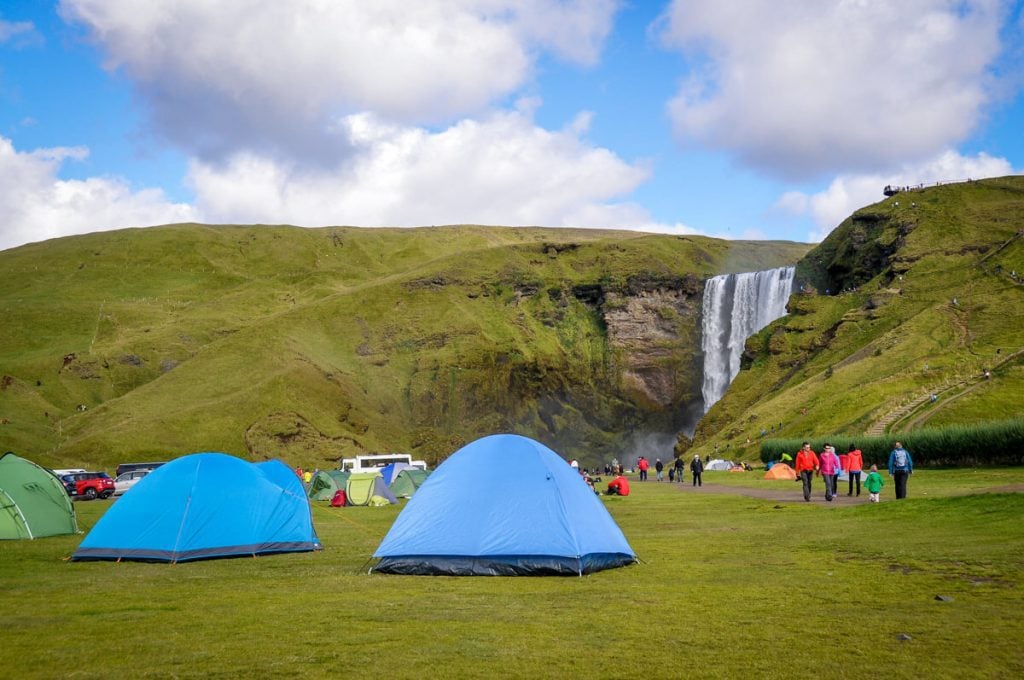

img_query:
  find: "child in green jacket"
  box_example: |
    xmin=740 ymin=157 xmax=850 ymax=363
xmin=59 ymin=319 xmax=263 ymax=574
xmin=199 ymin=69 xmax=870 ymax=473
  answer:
xmin=864 ymin=464 xmax=885 ymax=503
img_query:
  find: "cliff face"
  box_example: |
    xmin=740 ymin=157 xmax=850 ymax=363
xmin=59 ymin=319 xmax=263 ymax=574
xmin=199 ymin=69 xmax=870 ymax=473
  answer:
xmin=0 ymin=224 xmax=809 ymax=469
xmin=603 ymin=286 xmax=703 ymax=411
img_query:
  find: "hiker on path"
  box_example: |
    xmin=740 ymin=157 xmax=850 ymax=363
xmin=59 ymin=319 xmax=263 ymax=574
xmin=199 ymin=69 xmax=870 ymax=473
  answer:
xmin=846 ymin=444 xmax=864 ymax=496
xmin=655 ymin=458 xmax=664 ymax=482
xmin=674 ymin=457 xmax=684 ymax=483
xmin=690 ymin=454 xmax=704 ymax=487
xmin=668 ymin=466 xmax=675 ymax=482
xmin=637 ymin=456 xmax=649 ymax=481
xmin=828 ymin=445 xmax=842 ymax=499
xmin=819 ymin=444 xmax=841 ymax=502
xmin=888 ymin=441 xmax=914 ymax=499
xmin=794 ymin=442 xmax=820 ymax=502
xmin=864 ymin=465 xmax=885 ymax=502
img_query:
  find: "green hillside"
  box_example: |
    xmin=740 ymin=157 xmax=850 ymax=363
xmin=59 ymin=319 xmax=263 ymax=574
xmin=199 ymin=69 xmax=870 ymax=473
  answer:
xmin=0 ymin=224 xmax=807 ymax=470
xmin=691 ymin=176 xmax=1024 ymax=460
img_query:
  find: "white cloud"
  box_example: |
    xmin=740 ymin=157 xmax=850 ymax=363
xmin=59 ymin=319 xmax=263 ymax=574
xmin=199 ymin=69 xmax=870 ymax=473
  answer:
xmin=187 ymin=109 xmax=651 ymax=230
xmin=0 ymin=137 xmax=197 ymax=251
xmin=777 ymin=150 xmax=1017 ymax=242
xmin=658 ymin=0 xmax=1008 ymax=179
xmin=0 ymin=18 xmax=41 ymax=46
xmin=59 ymin=0 xmax=620 ymax=163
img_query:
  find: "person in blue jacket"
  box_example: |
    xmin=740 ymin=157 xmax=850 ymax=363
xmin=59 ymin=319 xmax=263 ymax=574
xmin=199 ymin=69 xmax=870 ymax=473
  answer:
xmin=888 ymin=441 xmax=914 ymax=499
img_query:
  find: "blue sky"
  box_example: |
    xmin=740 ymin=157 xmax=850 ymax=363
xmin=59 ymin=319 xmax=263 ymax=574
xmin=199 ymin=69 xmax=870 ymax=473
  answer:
xmin=1 ymin=0 xmax=1022 ymax=251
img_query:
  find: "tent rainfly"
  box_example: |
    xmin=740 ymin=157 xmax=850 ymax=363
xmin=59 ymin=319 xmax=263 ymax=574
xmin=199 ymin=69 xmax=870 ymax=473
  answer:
xmin=346 ymin=472 xmax=397 ymax=506
xmin=308 ymin=470 xmax=351 ymax=501
xmin=71 ymin=453 xmax=321 ymax=563
xmin=704 ymin=459 xmax=734 ymax=471
xmin=372 ymin=434 xmax=636 ymax=576
xmin=388 ymin=468 xmax=430 ymax=498
xmin=0 ymin=452 xmax=78 ymax=540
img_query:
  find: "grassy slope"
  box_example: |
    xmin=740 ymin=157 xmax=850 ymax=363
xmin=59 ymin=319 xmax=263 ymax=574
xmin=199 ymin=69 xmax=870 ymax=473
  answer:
xmin=1 ymin=471 xmax=1022 ymax=678
xmin=0 ymin=224 xmax=807 ymax=470
xmin=691 ymin=177 xmax=1024 ymax=460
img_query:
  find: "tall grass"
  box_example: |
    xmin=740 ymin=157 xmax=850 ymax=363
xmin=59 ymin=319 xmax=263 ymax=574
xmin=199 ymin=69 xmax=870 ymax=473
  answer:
xmin=760 ymin=417 xmax=1024 ymax=466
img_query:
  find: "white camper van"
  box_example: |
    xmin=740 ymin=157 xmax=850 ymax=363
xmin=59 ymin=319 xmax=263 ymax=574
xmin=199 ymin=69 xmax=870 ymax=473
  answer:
xmin=340 ymin=454 xmax=427 ymax=473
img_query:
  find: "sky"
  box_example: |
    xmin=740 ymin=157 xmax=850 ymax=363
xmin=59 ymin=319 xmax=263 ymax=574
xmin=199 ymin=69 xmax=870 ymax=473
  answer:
xmin=1 ymin=0 xmax=1022 ymax=252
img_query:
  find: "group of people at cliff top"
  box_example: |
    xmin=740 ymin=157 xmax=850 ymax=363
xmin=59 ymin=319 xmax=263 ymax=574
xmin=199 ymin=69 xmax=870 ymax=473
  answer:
xmin=792 ymin=441 xmax=914 ymax=503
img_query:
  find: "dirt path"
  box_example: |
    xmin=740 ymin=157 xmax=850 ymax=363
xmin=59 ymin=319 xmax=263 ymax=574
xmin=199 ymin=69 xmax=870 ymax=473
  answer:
xmin=665 ymin=479 xmax=1023 ymax=504
xmin=668 ymin=479 xmax=863 ymax=504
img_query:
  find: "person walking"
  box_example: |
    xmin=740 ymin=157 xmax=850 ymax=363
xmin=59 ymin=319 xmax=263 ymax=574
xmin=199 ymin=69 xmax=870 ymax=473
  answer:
xmin=655 ymin=458 xmax=664 ymax=481
xmin=674 ymin=456 xmax=684 ymax=483
xmin=794 ymin=442 xmax=820 ymax=502
xmin=690 ymin=454 xmax=704 ymax=487
xmin=846 ymin=444 xmax=864 ymax=496
xmin=888 ymin=441 xmax=914 ymax=499
xmin=864 ymin=464 xmax=885 ymax=502
xmin=829 ymin=445 xmax=841 ymax=498
xmin=637 ymin=456 xmax=649 ymax=481
xmin=819 ymin=444 xmax=841 ymax=502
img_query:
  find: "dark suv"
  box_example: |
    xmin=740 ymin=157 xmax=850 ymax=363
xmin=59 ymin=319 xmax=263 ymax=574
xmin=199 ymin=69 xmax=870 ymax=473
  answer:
xmin=61 ymin=472 xmax=115 ymax=500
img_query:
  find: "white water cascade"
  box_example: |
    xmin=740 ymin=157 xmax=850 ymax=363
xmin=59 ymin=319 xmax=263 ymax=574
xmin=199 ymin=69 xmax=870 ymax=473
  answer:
xmin=700 ymin=266 xmax=795 ymax=412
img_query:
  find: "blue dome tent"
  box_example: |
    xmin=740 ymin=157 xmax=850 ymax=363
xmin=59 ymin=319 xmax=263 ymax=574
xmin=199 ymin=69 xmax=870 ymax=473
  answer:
xmin=72 ymin=453 xmax=321 ymax=563
xmin=372 ymin=434 xmax=636 ymax=576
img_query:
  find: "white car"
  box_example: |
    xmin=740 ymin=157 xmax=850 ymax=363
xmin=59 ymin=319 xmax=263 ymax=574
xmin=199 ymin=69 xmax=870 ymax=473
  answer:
xmin=113 ymin=469 xmax=150 ymax=496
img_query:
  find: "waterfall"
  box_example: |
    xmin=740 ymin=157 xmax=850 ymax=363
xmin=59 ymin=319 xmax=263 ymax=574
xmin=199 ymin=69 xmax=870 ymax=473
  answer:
xmin=700 ymin=266 xmax=795 ymax=412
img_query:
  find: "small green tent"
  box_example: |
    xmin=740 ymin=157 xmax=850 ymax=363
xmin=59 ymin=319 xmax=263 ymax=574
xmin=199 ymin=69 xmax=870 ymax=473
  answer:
xmin=308 ymin=470 xmax=350 ymax=501
xmin=346 ymin=472 xmax=398 ymax=507
xmin=389 ymin=468 xmax=430 ymax=498
xmin=0 ymin=452 xmax=78 ymax=539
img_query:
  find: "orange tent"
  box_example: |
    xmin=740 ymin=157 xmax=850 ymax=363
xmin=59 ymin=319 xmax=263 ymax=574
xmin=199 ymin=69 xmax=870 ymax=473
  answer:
xmin=763 ymin=463 xmax=796 ymax=480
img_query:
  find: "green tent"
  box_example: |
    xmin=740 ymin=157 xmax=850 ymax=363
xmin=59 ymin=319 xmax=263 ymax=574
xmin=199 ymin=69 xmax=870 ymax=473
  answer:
xmin=0 ymin=452 xmax=78 ymax=539
xmin=308 ymin=470 xmax=350 ymax=501
xmin=346 ymin=472 xmax=398 ymax=507
xmin=389 ymin=468 xmax=430 ymax=498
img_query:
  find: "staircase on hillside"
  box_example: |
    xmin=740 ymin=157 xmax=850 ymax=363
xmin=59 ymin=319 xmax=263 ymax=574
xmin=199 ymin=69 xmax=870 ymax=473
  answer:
xmin=866 ymin=348 xmax=1024 ymax=435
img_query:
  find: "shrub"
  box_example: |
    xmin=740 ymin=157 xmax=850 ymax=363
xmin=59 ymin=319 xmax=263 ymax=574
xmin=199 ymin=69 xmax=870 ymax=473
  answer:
xmin=760 ymin=418 xmax=1024 ymax=467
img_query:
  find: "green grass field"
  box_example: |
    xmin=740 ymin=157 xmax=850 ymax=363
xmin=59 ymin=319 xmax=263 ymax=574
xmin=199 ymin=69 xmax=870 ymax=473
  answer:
xmin=2 ymin=470 xmax=1022 ymax=679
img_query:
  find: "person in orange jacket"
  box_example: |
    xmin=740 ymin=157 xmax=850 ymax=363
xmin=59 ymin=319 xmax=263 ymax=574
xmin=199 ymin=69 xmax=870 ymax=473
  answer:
xmin=794 ymin=442 xmax=820 ymax=502
xmin=845 ymin=444 xmax=864 ymax=496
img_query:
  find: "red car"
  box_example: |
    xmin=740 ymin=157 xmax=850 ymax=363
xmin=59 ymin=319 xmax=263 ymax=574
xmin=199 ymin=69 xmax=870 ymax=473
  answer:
xmin=60 ymin=471 xmax=115 ymax=500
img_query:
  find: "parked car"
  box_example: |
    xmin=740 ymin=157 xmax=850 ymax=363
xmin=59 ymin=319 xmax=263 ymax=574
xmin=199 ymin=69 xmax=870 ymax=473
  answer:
xmin=60 ymin=471 xmax=115 ymax=500
xmin=113 ymin=469 xmax=150 ymax=496
xmin=115 ymin=461 xmax=166 ymax=477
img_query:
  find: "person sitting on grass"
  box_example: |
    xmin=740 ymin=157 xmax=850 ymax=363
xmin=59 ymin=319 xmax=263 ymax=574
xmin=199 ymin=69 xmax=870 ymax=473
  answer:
xmin=606 ymin=475 xmax=630 ymax=496
xmin=864 ymin=465 xmax=885 ymax=503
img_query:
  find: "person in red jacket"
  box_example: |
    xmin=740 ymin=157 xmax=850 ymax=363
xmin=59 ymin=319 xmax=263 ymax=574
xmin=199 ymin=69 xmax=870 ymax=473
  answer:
xmin=606 ymin=475 xmax=631 ymax=496
xmin=794 ymin=442 xmax=820 ymax=502
xmin=845 ymin=444 xmax=864 ymax=496
xmin=637 ymin=456 xmax=650 ymax=481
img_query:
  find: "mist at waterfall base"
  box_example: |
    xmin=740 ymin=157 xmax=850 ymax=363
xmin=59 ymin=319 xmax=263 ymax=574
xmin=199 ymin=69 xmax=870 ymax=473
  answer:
xmin=701 ymin=267 xmax=796 ymax=413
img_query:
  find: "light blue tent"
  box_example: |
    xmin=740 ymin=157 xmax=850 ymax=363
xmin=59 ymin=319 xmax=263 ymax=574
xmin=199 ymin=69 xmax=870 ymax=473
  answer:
xmin=71 ymin=453 xmax=321 ymax=563
xmin=372 ymin=434 xmax=636 ymax=576
xmin=380 ymin=462 xmax=411 ymax=486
